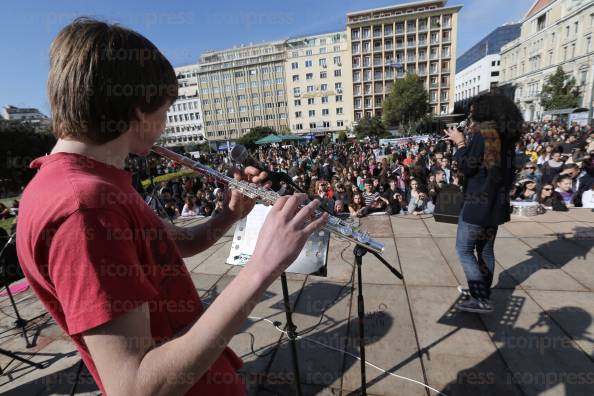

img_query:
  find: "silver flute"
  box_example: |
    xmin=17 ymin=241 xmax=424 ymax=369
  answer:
xmin=151 ymin=145 xmax=385 ymax=254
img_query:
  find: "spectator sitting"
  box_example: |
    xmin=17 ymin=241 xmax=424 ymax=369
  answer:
xmin=383 ymin=182 xmax=405 ymax=215
xmin=541 ymin=150 xmax=565 ymax=184
xmin=407 ymin=188 xmax=435 ymax=215
xmin=362 ymin=179 xmax=389 ymax=214
xmin=181 ymin=196 xmax=198 ymax=217
xmin=538 ymin=183 xmax=567 ymax=211
xmin=515 ymin=179 xmax=538 ymax=202
xmin=554 ymin=174 xmax=575 ymax=207
xmin=213 ymin=199 xmax=225 ymax=216
xmin=406 ymin=178 xmax=422 ymax=202
xmin=581 ymin=183 xmax=594 ymax=208
xmin=334 ymin=200 xmax=350 ymax=216
xmin=199 ymin=202 xmax=214 ymax=217
xmin=517 ymin=162 xmax=541 ymax=186
xmin=429 ymin=170 xmax=447 ymax=203
xmin=333 ymin=183 xmax=350 ymax=205
xmin=349 ymin=193 xmax=367 ymax=218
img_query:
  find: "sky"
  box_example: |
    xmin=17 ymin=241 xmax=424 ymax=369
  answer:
xmin=0 ymin=0 xmax=533 ymax=115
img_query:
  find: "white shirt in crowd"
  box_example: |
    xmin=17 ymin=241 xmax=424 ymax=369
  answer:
xmin=582 ymin=190 xmax=594 ymax=208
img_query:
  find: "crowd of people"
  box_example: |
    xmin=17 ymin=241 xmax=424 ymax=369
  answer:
xmin=140 ymin=120 xmax=594 ymax=221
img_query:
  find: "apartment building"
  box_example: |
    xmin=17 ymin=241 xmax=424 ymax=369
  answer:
xmin=500 ymin=0 xmax=594 ymax=121
xmin=196 ymin=42 xmax=289 ymax=143
xmin=347 ymin=0 xmax=462 ymax=120
xmin=161 ymin=64 xmax=204 ymax=147
xmin=285 ymin=32 xmax=354 ymax=135
xmin=454 ymin=24 xmax=521 ymax=110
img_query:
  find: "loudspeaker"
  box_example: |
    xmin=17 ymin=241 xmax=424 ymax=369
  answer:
xmin=434 ymin=185 xmax=464 ymax=224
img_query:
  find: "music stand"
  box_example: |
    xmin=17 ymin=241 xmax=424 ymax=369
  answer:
xmin=352 ymin=245 xmax=402 ymax=396
xmin=0 ymin=232 xmax=43 ymax=373
xmin=227 ymin=204 xmax=331 ymax=396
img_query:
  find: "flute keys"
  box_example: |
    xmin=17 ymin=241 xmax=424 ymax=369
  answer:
xmin=357 ymin=232 xmax=370 ymax=244
xmin=339 ymin=225 xmax=353 ymax=236
xmin=328 ymin=216 xmax=340 ymax=226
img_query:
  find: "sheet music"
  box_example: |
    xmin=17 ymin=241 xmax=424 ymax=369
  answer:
xmin=227 ymin=204 xmax=329 ymax=276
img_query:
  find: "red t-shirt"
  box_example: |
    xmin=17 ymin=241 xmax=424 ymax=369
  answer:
xmin=16 ymin=153 xmax=244 ymax=395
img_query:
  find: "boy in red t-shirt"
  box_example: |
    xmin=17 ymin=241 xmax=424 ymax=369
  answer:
xmin=16 ymin=18 xmax=327 ymax=396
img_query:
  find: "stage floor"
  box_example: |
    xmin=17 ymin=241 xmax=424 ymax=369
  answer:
xmin=1 ymin=209 xmax=593 ymax=395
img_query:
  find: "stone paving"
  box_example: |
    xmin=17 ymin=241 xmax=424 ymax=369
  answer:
xmin=0 ymin=209 xmax=593 ymax=395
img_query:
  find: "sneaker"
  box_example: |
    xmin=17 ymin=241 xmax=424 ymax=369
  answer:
xmin=457 ymin=285 xmax=493 ymax=305
xmin=455 ymin=297 xmax=494 ymax=314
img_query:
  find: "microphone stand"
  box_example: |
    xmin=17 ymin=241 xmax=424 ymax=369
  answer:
xmin=352 ymin=245 xmax=402 ymax=396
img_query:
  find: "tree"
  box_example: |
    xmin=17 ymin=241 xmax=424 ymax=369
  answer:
xmin=336 ymin=130 xmax=348 ymax=142
xmin=382 ymin=73 xmax=430 ymax=133
xmin=353 ymin=115 xmax=388 ymax=140
xmin=540 ymin=66 xmax=580 ymax=111
xmin=0 ymin=120 xmax=56 ymax=195
xmin=237 ymin=126 xmax=276 ymax=149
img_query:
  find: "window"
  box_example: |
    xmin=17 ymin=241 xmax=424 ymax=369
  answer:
xmin=587 ymin=36 xmax=592 ymax=53
xmin=333 ymin=56 xmax=341 ymax=65
xmin=336 ymin=95 xmax=343 ymax=102
xmin=293 ymin=87 xmax=301 ymax=96
xmin=309 ymin=110 xmax=315 ymax=117
xmin=337 ymin=121 xmax=344 ymax=127
xmin=537 ymin=14 xmax=546 ymax=31
xmin=322 ymin=121 xmax=330 ymax=128
xmin=292 ymin=75 xmax=299 ymax=82
xmin=320 ymin=71 xmax=327 ymax=79
xmin=306 ymin=49 xmax=313 ymax=56
xmin=321 ymin=84 xmax=328 ymax=91
xmin=334 ymin=69 xmax=342 ymax=77
xmin=292 ymin=62 xmax=299 ymax=69
xmin=319 ymin=47 xmax=327 ymax=54
xmin=295 ymin=111 xmax=302 ymax=118
xmin=322 ymin=109 xmax=329 ymax=116
xmin=305 ymin=60 xmax=313 ymax=67
xmin=295 ymin=123 xmax=303 ymax=130
xmin=319 ymin=58 xmax=327 ymax=67
xmin=336 ymin=108 xmax=343 ymax=115
xmin=307 ymin=85 xmax=314 ymax=92
xmin=306 ymin=73 xmax=313 ymax=80
xmin=321 ymin=96 xmax=328 ymax=103
xmin=294 ymin=99 xmax=301 ymax=106
xmin=491 ymin=71 xmax=500 ymax=77
xmin=335 ymin=82 xmax=342 ymax=90
xmin=310 ymin=122 xmax=317 ymax=129
xmin=308 ymin=98 xmax=315 ymax=105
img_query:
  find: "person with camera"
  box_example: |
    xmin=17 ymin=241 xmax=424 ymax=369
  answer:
xmin=445 ymin=93 xmax=521 ymax=314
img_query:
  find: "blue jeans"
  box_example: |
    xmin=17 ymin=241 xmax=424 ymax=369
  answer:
xmin=455 ymin=207 xmax=498 ymax=300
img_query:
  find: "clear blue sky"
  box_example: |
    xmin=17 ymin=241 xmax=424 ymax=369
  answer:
xmin=0 ymin=0 xmax=532 ymax=115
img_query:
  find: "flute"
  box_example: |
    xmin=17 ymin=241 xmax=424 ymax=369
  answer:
xmin=151 ymin=145 xmax=385 ymax=254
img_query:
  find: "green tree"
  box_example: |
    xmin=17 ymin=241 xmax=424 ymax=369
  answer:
xmin=382 ymin=73 xmax=430 ymax=133
xmin=237 ymin=126 xmax=276 ymax=149
xmin=336 ymin=130 xmax=348 ymax=142
xmin=0 ymin=120 xmax=56 ymax=194
xmin=354 ymin=115 xmax=388 ymax=140
xmin=540 ymin=66 xmax=580 ymax=111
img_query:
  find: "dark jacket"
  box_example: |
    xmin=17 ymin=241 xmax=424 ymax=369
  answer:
xmin=454 ymin=131 xmax=515 ymax=227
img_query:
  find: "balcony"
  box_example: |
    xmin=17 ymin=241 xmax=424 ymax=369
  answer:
xmin=374 ymin=61 xmax=383 ymax=67
xmin=430 ymin=54 xmax=439 ymax=60
xmin=351 ymin=34 xmax=360 ymax=41
xmin=442 ymin=52 xmax=451 ymax=59
xmin=418 ymin=70 xmax=427 ymax=76
xmin=384 ymin=29 xmax=393 ymax=36
xmin=419 ymin=56 xmax=427 ymax=62
xmin=418 ymin=40 xmax=427 ymax=46
xmin=385 ymin=44 xmax=393 ymax=51
xmin=407 ymin=58 xmax=416 ymax=63
xmin=374 ymin=46 xmax=383 ymax=53
xmin=373 ymin=31 xmax=382 ymax=38
xmin=441 ymin=68 xmax=450 ymax=74
xmin=396 ymin=29 xmax=405 ymax=35
xmin=430 ymin=69 xmax=439 ymax=75
xmin=442 ymin=37 xmax=451 ymax=44
xmin=407 ymin=42 xmax=416 ymax=48
xmin=353 ymin=48 xmax=360 ymax=55
xmin=396 ymin=43 xmax=404 ymax=50
xmin=430 ymin=40 xmax=440 ymax=45
xmin=418 ymin=25 xmax=428 ymax=32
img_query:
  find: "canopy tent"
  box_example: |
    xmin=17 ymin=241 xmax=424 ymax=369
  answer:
xmin=255 ymin=134 xmax=283 ymax=145
xmin=255 ymin=134 xmax=306 ymax=145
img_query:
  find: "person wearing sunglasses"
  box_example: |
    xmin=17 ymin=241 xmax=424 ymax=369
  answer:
xmin=538 ymin=183 xmax=567 ymax=211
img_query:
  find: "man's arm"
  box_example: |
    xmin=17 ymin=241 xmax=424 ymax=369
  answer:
xmin=84 ymin=196 xmax=327 ymax=396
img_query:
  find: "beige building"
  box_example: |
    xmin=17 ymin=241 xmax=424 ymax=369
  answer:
xmin=500 ymin=0 xmax=594 ymax=121
xmin=196 ymin=42 xmax=289 ymax=143
xmin=284 ymin=32 xmax=354 ymax=135
xmin=161 ymin=64 xmax=204 ymax=147
xmin=346 ymin=0 xmax=461 ymax=120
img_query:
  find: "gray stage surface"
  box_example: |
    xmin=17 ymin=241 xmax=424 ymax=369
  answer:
xmin=1 ymin=209 xmax=593 ymax=395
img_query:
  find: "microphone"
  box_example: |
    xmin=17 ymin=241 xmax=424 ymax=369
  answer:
xmin=230 ymin=144 xmax=300 ymax=192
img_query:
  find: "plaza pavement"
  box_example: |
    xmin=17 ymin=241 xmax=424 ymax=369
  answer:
xmin=0 ymin=209 xmax=593 ymax=395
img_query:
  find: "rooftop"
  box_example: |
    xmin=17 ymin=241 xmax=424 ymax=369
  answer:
xmin=1 ymin=209 xmax=593 ymax=395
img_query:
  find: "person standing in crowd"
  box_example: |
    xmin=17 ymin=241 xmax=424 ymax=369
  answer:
xmin=541 ymin=149 xmax=565 ymax=184
xmin=554 ymin=174 xmax=575 ymax=207
xmin=445 ymin=93 xmax=522 ymax=314
xmin=581 ymin=183 xmax=594 ymax=208
xmin=407 ymin=188 xmax=435 ymax=215
xmin=538 ymin=183 xmax=568 ymax=211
